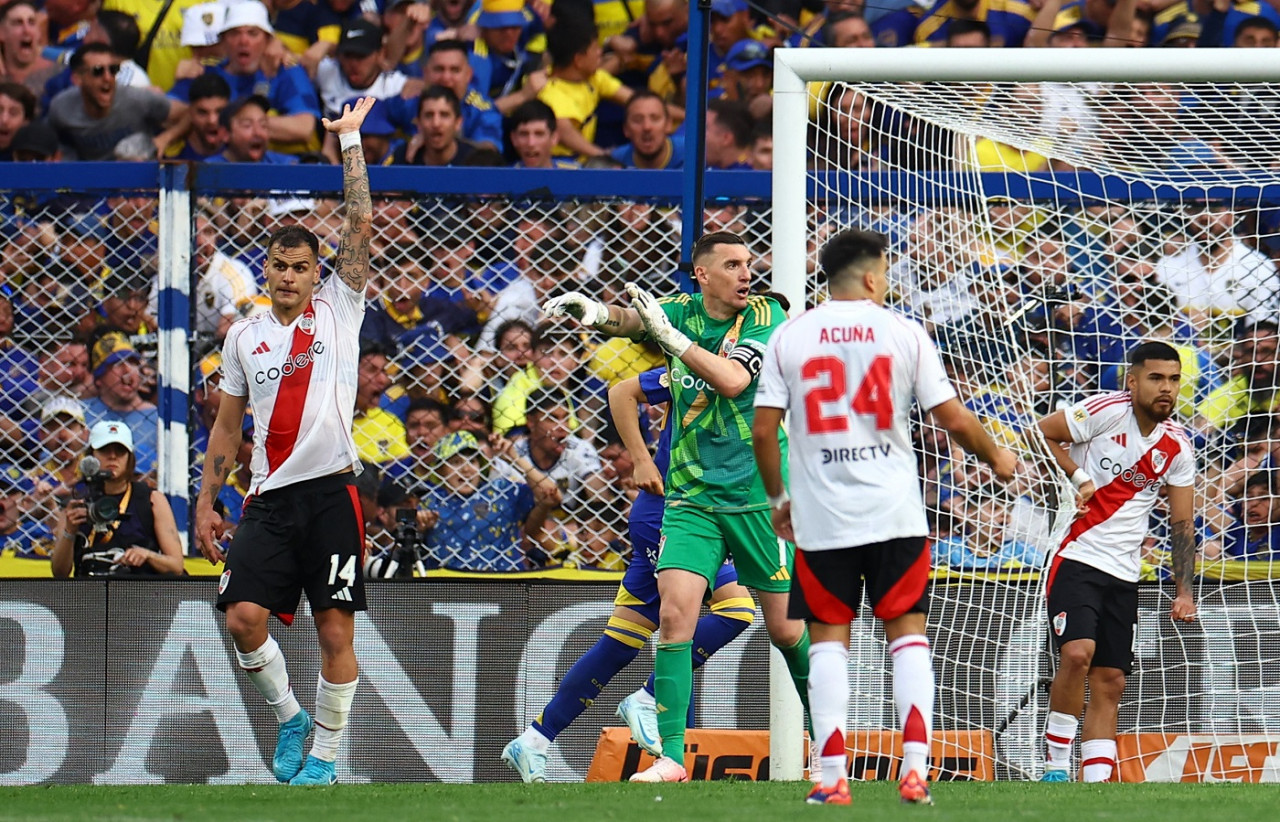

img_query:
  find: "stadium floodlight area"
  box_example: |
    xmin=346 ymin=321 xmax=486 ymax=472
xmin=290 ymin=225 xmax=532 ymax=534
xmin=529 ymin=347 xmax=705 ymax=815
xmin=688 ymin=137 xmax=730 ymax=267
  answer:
xmin=772 ymin=49 xmax=1280 ymax=782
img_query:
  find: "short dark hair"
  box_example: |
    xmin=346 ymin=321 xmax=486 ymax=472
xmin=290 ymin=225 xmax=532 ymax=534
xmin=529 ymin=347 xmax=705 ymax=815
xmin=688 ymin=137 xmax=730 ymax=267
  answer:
xmin=526 ymin=386 xmax=565 ymax=417
xmin=508 ymin=99 xmax=557 ymax=133
xmin=360 ymin=340 xmax=395 ymax=361
xmin=1235 ymin=14 xmax=1278 ymax=41
xmin=533 ymin=323 xmax=584 ymax=356
xmin=0 ymin=0 xmax=39 ymax=22
xmin=418 ymin=84 xmax=461 ymax=118
xmin=546 ymin=16 xmax=598 ymax=69
xmin=707 ymin=99 xmax=753 ymax=148
xmin=624 ymin=88 xmax=666 ymax=118
xmin=407 ymin=396 xmax=449 ymax=419
xmin=819 ymin=228 xmax=888 ymax=287
xmin=945 ymin=18 xmax=991 ymax=44
xmin=692 ymin=230 xmax=748 ymax=265
xmin=266 ymin=223 xmax=320 ymax=263
xmin=219 ymin=94 xmax=271 ymax=129
xmin=823 ymin=9 xmax=865 ymax=41
xmin=1245 ymin=469 xmax=1277 ymax=496
xmin=1238 ymin=318 xmax=1280 ymax=340
xmin=494 ymin=318 xmax=536 ymax=349
xmin=70 ymin=42 xmax=116 ymax=72
xmin=0 ymin=81 xmax=35 ymax=121
xmin=750 ymin=115 xmax=771 ymax=146
xmin=189 ymin=72 xmax=232 ymax=105
xmin=461 ymin=144 xmax=505 ymax=166
xmin=427 ymin=38 xmax=471 ymax=60
xmin=97 ymin=10 xmax=142 ymax=59
xmin=1127 ymin=340 xmax=1181 ymax=368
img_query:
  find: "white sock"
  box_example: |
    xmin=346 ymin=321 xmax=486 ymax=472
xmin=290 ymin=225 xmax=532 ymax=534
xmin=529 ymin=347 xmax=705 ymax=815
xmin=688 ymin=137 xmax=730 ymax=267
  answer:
xmin=631 ymin=687 xmax=656 ymax=708
xmin=890 ymin=634 xmax=933 ymax=779
xmin=236 ymin=636 xmax=301 ymax=724
xmin=807 ymin=641 xmax=849 ymax=788
xmin=1081 ymin=738 xmax=1117 ymax=783
xmin=520 ymin=725 xmax=552 ymax=753
xmin=310 ymin=676 xmax=358 ymax=763
xmin=1045 ymin=711 xmax=1078 ymax=772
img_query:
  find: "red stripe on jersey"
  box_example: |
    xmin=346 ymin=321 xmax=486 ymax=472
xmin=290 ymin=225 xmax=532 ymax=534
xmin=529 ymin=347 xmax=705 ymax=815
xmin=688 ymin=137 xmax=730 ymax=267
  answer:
xmin=348 ymin=484 xmax=366 ymax=564
xmin=1083 ymin=392 xmax=1129 ymax=412
xmin=1059 ymin=432 xmax=1180 ymax=551
xmin=264 ymin=305 xmax=317 ymax=477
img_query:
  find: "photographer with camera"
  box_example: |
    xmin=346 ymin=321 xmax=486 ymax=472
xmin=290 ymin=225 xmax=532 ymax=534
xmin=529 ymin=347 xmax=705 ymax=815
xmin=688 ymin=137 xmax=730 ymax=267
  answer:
xmin=49 ymin=420 xmax=186 ymax=578
xmin=363 ymin=479 xmax=439 ymax=579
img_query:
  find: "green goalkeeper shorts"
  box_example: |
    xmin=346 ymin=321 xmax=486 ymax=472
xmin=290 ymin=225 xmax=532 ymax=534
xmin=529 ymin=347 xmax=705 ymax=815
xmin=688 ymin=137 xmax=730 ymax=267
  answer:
xmin=657 ymin=505 xmax=794 ymax=593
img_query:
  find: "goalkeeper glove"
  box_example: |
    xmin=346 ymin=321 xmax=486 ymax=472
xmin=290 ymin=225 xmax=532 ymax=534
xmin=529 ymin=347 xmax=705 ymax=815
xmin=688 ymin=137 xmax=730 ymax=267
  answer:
xmin=626 ymin=283 xmax=692 ymax=358
xmin=541 ymin=291 xmax=610 ymax=329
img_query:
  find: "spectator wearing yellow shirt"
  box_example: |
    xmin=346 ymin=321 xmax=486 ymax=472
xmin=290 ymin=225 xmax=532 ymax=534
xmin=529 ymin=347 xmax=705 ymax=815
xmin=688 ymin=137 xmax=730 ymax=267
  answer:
xmin=493 ymin=325 xmax=607 ymax=436
xmin=1195 ymin=320 xmax=1280 ymax=434
xmin=538 ymin=15 xmax=632 ymax=159
xmin=353 ymin=342 xmax=412 ymax=464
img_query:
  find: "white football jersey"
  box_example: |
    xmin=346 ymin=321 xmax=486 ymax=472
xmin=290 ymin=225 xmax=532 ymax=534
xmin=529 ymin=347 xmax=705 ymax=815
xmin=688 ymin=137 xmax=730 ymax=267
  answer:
xmin=220 ymin=277 xmax=365 ymax=495
xmin=1057 ymin=391 xmax=1195 ymax=582
xmin=755 ymin=300 xmax=957 ymax=551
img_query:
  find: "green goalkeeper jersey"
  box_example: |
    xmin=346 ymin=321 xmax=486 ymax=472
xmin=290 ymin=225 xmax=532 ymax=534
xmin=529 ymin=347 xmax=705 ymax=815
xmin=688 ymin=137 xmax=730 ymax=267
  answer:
xmin=656 ymin=293 xmax=786 ymax=512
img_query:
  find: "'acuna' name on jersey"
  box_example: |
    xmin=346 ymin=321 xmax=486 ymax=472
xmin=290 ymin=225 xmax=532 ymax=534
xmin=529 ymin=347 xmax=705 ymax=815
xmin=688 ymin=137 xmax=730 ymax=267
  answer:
xmin=819 ymin=325 xmax=877 ymax=344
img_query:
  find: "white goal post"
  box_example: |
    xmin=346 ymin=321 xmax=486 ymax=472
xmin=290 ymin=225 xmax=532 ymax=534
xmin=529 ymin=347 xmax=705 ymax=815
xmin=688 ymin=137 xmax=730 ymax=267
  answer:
xmin=769 ymin=48 xmax=1280 ymax=783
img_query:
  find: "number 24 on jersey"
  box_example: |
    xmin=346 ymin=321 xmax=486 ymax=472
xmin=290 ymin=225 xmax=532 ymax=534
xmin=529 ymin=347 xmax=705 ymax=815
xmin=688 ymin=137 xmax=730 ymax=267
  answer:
xmin=802 ymin=354 xmax=893 ymax=434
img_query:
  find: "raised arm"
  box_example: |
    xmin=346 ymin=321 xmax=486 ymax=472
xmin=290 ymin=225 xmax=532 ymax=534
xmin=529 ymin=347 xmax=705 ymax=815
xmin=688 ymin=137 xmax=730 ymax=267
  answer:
xmin=323 ymin=97 xmax=376 ymax=294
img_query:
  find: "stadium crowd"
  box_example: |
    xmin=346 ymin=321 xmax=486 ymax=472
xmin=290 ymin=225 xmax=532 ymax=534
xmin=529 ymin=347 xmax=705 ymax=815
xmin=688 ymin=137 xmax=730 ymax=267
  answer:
xmin=2 ymin=0 xmax=1280 ymax=575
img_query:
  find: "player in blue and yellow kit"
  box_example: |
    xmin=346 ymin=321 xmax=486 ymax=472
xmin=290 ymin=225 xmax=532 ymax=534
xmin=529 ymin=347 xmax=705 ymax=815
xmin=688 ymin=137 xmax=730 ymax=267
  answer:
xmin=501 ymin=367 xmax=755 ymax=782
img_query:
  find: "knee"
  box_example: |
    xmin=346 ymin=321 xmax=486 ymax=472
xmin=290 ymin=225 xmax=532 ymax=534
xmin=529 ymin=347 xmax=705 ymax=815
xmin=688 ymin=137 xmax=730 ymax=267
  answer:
xmin=1090 ymin=669 xmax=1127 ymax=702
xmin=766 ymin=617 xmax=804 ymax=648
xmin=657 ymin=598 xmax=697 ymax=640
xmin=224 ymin=604 xmax=266 ymax=647
xmin=315 ymin=618 xmax=354 ymax=659
xmin=1059 ymin=642 xmax=1095 ymax=673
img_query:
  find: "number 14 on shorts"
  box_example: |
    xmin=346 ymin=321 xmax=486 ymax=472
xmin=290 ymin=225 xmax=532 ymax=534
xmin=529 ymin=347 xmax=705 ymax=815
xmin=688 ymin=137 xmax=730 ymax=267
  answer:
xmin=329 ymin=554 xmax=357 ymax=600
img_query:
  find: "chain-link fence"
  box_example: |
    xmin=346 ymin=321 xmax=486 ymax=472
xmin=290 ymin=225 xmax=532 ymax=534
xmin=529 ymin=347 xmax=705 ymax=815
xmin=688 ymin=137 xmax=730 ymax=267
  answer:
xmin=0 ymin=166 xmax=776 ymax=574
xmin=190 ymin=188 xmax=773 ymax=573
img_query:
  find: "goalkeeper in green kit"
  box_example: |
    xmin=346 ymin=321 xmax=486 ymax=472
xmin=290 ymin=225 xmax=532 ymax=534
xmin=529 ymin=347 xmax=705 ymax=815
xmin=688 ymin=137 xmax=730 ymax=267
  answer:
xmin=542 ymin=231 xmax=809 ymax=783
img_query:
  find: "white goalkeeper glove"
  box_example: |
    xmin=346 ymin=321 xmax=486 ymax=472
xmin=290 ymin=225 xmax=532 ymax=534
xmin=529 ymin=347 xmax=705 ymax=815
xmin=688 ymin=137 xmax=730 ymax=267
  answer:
xmin=626 ymin=283 xmax=692 ymax=358
xmin=541 ymin=291 xmax=610 ymax=329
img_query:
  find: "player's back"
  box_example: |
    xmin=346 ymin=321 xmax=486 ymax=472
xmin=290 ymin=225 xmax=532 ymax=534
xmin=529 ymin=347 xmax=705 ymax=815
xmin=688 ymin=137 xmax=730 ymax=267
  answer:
xmin=758 ymin=300 xmax=957 ymax=551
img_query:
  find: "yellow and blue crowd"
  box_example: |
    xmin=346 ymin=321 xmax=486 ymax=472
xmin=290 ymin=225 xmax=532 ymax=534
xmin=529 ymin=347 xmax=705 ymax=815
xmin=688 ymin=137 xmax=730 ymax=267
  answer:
xmin=2 ymin=0 xmax=1280 ymax=574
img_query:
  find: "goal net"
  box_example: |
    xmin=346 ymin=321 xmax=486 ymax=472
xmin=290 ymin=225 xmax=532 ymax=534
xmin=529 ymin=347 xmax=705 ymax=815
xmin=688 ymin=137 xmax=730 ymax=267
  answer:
xmin=773 ymin=50 xmax=1280 ymax=782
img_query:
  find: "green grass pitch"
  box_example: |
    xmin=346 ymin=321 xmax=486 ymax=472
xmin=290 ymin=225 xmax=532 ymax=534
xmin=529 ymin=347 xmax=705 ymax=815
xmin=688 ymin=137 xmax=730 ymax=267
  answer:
xmin=3 ymin=782 xmax=1278 ymax=822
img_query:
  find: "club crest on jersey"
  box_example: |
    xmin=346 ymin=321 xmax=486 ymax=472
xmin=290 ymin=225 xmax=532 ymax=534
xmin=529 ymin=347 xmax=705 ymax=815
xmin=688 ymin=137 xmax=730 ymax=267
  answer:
xmin=219 ymin=569 xmax=231 ymax=594
xmin=1053 ymin=610 xmax=1067 ymax=636
xmin=1152 ymin=450 xmax=1167 ymax=472
xmin=299 ymin=314 xmax=316 ymax=335
xmin=719 ymin=336 xmax=737 ymax=356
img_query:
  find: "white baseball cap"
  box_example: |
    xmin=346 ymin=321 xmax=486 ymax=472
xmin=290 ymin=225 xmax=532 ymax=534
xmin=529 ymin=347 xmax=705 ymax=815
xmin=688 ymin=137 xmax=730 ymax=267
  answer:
xmin=220 ymin=0 xmax=273 ymax=36
xmin=41 ymin=395 xmax=88 ymax=425
xmin=182 ymin=1 xmax=226 ymax=47
xmin=89 ymin=420 xmax=135 ymax=453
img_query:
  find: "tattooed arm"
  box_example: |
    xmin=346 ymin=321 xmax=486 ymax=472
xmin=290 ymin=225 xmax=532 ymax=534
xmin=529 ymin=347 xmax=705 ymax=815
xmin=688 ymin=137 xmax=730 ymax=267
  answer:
xmin=1167 ymin=483 xmax=1198 ymax=622
xmin=322 ymin=97 xmax=376 ymax=295
xmin=195 ymin=391 xmax=249 ymax=564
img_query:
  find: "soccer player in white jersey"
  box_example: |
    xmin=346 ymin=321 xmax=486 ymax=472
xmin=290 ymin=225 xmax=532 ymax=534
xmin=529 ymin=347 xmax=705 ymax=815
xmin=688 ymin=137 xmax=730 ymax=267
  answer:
xmin=193 ymin=97 xmax=377 ymax=787
xmin=752 ymin=229 xmax=1016 ymax=806
xmin=1035 ymin=340 xmax=1197 ymax=783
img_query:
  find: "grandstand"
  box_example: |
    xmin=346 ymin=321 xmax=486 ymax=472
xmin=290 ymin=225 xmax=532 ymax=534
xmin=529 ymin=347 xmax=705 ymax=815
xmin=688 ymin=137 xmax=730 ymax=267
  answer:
xmin=1 ymin=0 xmax=1280 ymax=803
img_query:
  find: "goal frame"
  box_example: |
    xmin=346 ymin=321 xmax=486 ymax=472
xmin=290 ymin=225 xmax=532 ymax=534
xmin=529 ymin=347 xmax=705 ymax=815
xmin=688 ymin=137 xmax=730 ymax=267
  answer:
xmin=766 ymin=47 xmax=1280 ymax=782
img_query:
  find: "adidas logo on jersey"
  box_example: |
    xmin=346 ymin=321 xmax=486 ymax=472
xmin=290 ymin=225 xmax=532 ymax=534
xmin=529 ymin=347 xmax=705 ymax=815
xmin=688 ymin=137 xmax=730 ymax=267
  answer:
xmin=251 ymin=341 xmax=272 ymax=356
xmin=1112 ymin=433 xmax=1127 ymax=448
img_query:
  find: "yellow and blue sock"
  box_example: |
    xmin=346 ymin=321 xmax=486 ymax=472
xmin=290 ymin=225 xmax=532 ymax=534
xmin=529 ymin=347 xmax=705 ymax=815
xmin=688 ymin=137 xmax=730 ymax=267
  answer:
xmin=642 ymin=596 xmax=755 ymax=697
xmin=531 ymin=616 xmax=653 ymax=742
